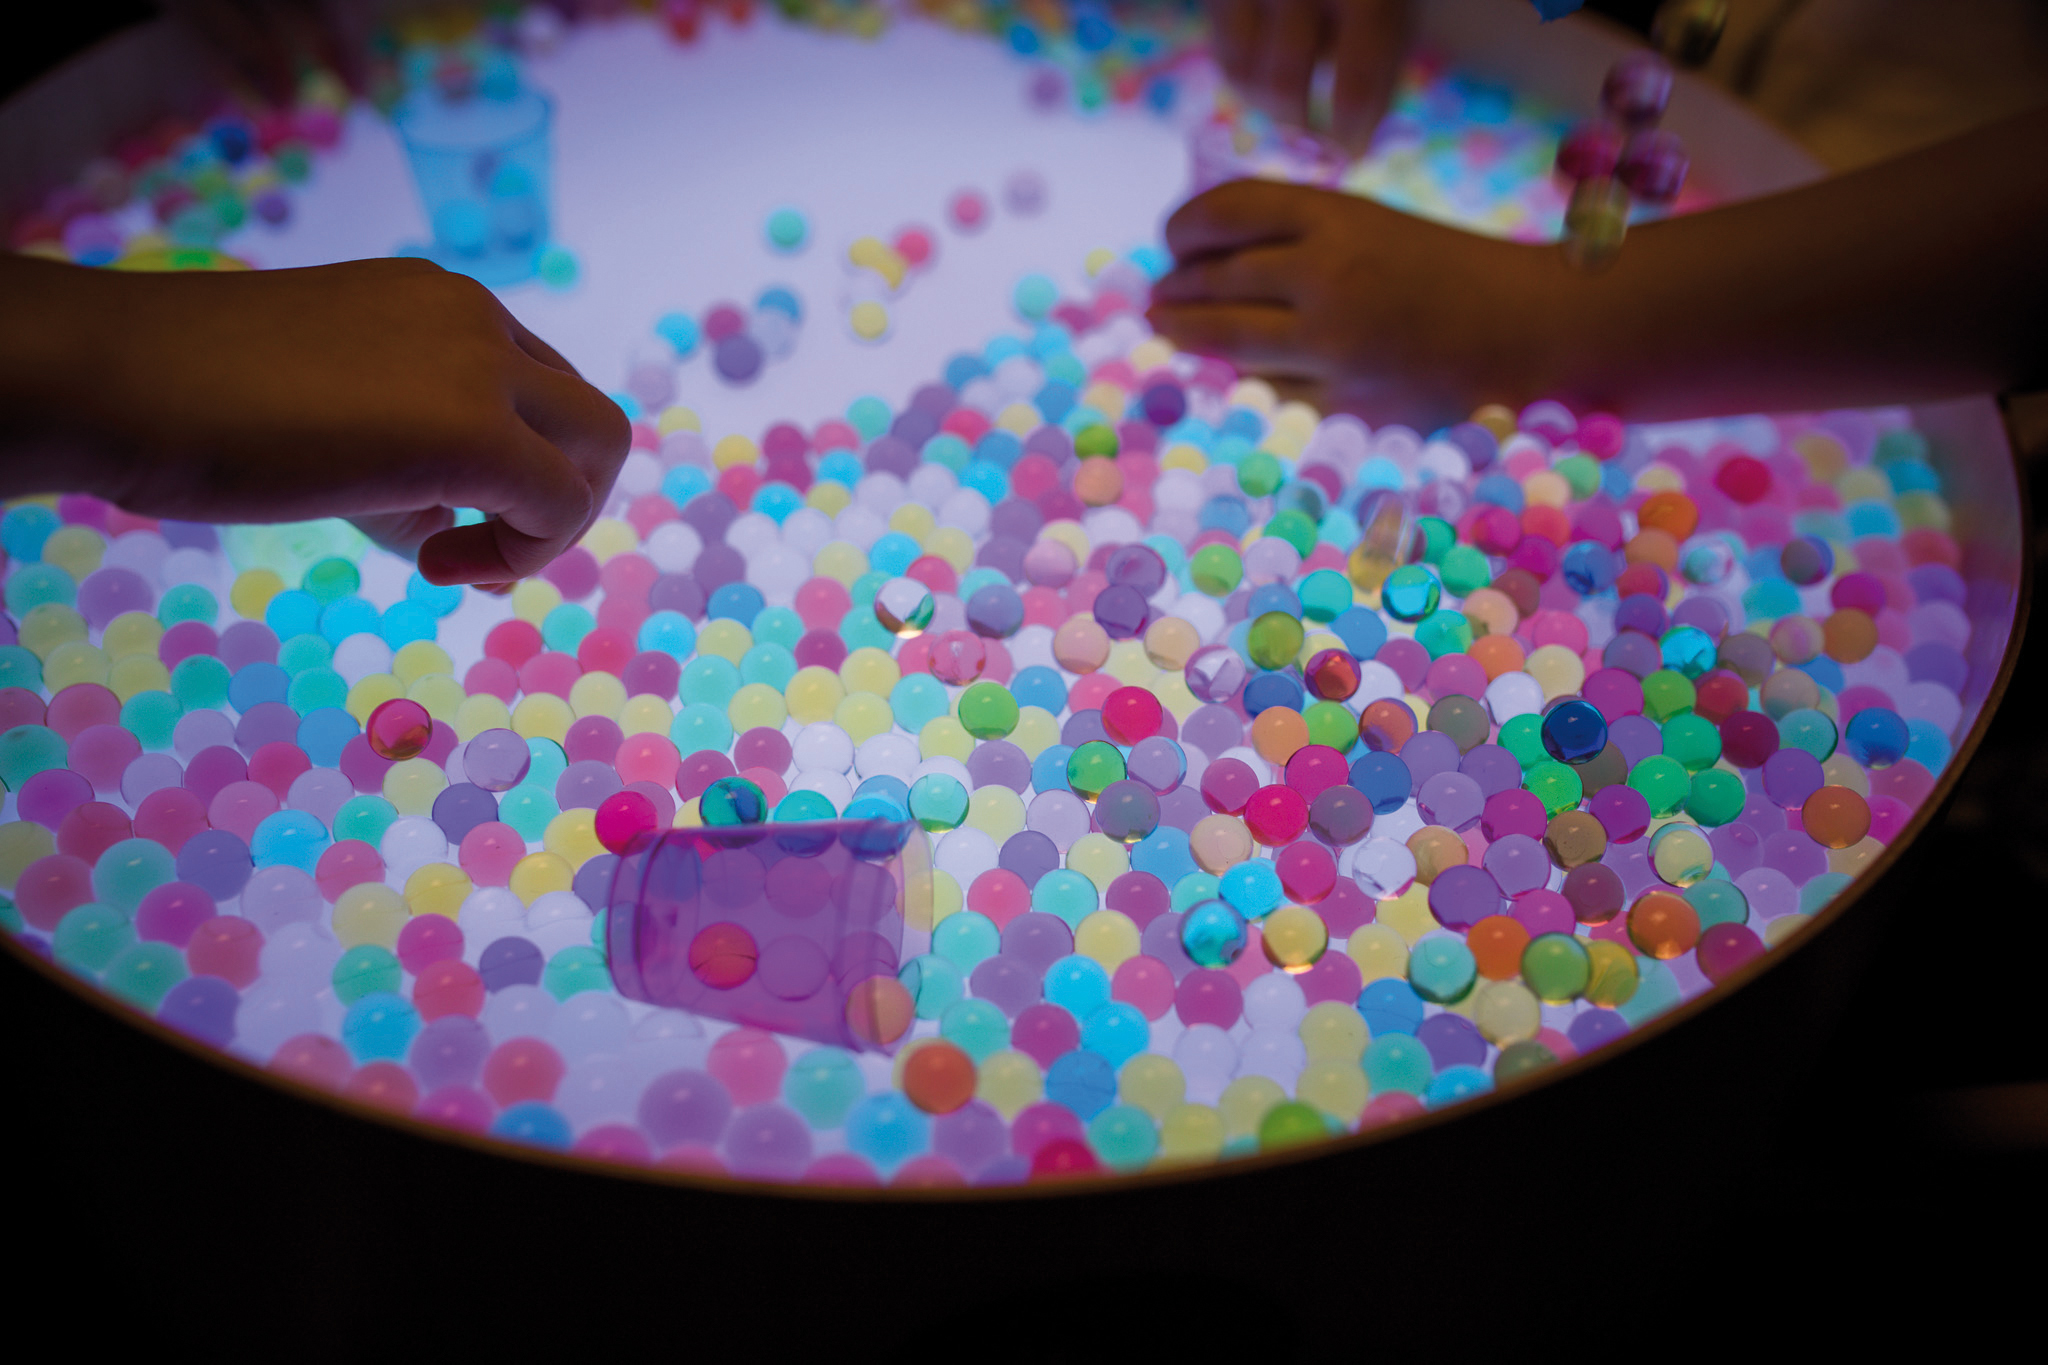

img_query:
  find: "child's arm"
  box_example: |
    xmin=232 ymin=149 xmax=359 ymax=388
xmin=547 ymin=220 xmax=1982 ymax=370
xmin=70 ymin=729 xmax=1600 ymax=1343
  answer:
xmin=1204 ymin=0 xmax=1415 ymax=152
xmin=0 ymin=254 xmax=629 ymax=585
xmin=1148 ymin=104 xmax=2048 ymax=424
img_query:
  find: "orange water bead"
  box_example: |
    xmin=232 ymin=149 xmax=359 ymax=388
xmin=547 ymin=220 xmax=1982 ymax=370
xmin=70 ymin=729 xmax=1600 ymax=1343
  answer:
xmin=1822 ymin=608 xmax=1878 ymax=663
xmin=1624 ymin=527 xmax=1679 ymax=574
xmin=1052 ymin=615 xmax=1111 ymax=672
xmin=1461 ymin=587 xmax=1519 ymax=638
xmin=1626 ymin=890 xmax=1700 ymax=959
xmin=1468 ymin=914 xmax=1531 ymax=980
xmin=845 ymin=975 xmax=915 ymax=1047
xmin=1407 ymin=826 xmax=1469 ymax=884
xmin=1636 ymin=491 xmax=1698 ymax=542
xmin=1250 ymin=706 xmax=1309 ymax=765
xmin=1467 ymin=633 xmax=1526 ymax=680
xmin=1801 ymin=785 xmax=1871 ymax=849
xmin=901 ymin=1040 xmax=977 ymax=1114
xmin=1358 ymin=698 xmax=1417 ymax=752
xmin=1074 ymin=459 xmax=1124 ymax=507
xmin=1521 ymin=503 xmax=1571 ymax=546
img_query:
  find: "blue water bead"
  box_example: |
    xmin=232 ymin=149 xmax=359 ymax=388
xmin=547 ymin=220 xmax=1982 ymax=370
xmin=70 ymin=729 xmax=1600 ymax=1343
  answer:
xmin=890 ymin=674 xmax=950 ymax=733
xmin=655 ymin=311 xmax=700 ymax=357
xmin=378 ymin=600 xmax=437 ymax=649
xmin=845 ymin=1092 xmax=930 ymax=1174
xmin=1792 ymin=655 xmax=1845 ymax=694
xmin=1246 ymin=582 xmax=1302 ymax=620
xmin=852 ymin=773 xmax=910 ymax=811
xmin=638 ymin=611 xmax=697 ymax=660
xmin=869 ymin=533 xmax=921 ymax=577
xmin=1199 ymin=496 xmax=1252 ymax=536
xmin=961 ymin=462 xmax=1009 ymax=504
xmin=250 ymin=809 xmax=331 ymax=873
xmin=340 ymin=991 xmax=421 ymax=1061
xmin=1130 ymin=827 xmax=1195 ymax=886
xmin=317 ymin=595 xmax=379 ymax=645
xmin=1033 ymin=381 xmax=1075 ymax=424
xmin=1220 ymin=407 xmax=1266 ymax=442
xmin=1887 ymin=458 xmax=1940 ymax=495
xmin=1218 ymin=858 xmax=1283 ymax=918
xmin=1660 ymin=626 xmax=1718 ymax=678
xmin=1844 ymin=708 xmax=1910 ymax=768
xmin=276 ymin=632 xmax=331 ymax=675
xmin=1241 ymin=671 xmax=1305 ymax=718
xmin=817 ymin=450 xmax=863 ymax=486
xmin=1424 ymin=1065 xmax=1493 ymax=1108
xmin=662 ymin=465 xmax=712 ymax=505
xmin=1030 ymin=745 xmax=1075 ymax=797
xmin=264 ymin=589 xmax=321 ymax=640
xmin=1330 ymin=606 xmax=1390 ymax=661
xmin=707 ymin=583 xmax=764 ymax=625
xmin=286 ymin=666 xmax=346 ymax=714
xmin=1044 ymin=1049 xmax=1117 ymax=1120
xmin=1743 ymin=579 xmax=1802 ymax=619
xmin=1171 ymin=873 xmax=1222 ymax=913
xmin=406 ymin=572 xmax=463 ymax=617
xmin=1362 ymin=1033 xmax=1434 ymax=1095
xmin=944 ymin=353 xmax=991 ymax=390
xmin=1472 ymin=473 xmax=1525 ymax=514
xmin=229 ymin=662 xmax=290 ymax=711
xmin=1043 ymin=954 xmax=1111 ymax=1018
xmin=1081 ymin=1002 xmax=1150 ymax=1069
xmin=1010 ymin=666 xmax=1068 ymax=714
xmin=1560 ymin=542 xmax=1618 ymax=596
xmin=490 ymin=1102 xmax=573 ymax=1149
xmin=1906 ymin=718 xmax=1951 ymax=772
xmin=1541 ymin=699 xmax=1610 ymax=764
xmin=298 ymin=708 xmax=360 ymax=767
xmin=1180 ymin=899 xmax=1247 ymax=967
xmin=975 ymin=430 xmax=1022 ymax=468
xmin=0 ymin=504 xmax=59 ymax=560
xmin=1847 ymin=502 xmax=1901 ymax=537
xmin=983 ymin=335 xmax=1027 ymax=367
xmin=1357 ymin=978 xmax=1426 ymax=1036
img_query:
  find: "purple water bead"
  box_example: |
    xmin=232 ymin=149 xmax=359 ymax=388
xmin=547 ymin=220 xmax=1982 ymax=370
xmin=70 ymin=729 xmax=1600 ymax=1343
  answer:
xmin=966 ymin=740 xmax=1031 ymax=792
xmin=678 ymin=492 xmax=737 ymax=543
xmin=969 ymin=954 xmax=1042 ymax=1017
xmin=478 ymin=936 xmax=545 ymax=991
xmin=864 ymin=435 xmax=918 ymax=478
xmin=156 ymin=975 xmax=239 ymax=1048
xmin=1140 ymin=382 xmax=1187 ymax=427
xmin=1185 ymin=645 xmax=1247 ymax=704
xmin=693 ymin=543 xmax=745 ymax=592
xmin=175 ymin=829 xmax=253 ymax=900
xmin=1104 ymin=544 xmax=1167 ymax=598
xmin=722 ymin=1103 xmax=812 ymax=1180
xmin=77 ymin=567 xmax=154 ymax=628
xmin=1126 ymin=736 xmax=1187 ymax=794
xmin=1568 ymin=1008 xmax=1630 ymax=1053
xmin=1091 ymin=584 xmax=1150 ymax=641
xmin=999 ymin=912 xmax=1074 ymax=972
xmin=1140 ymin=911 xmax=1196 ymax=980
xmin=998 ymin=831 xmax=1062 ymax=887
xmin=431 ymin=782 xmax=500 ymax=844
xmin=1416 ymin=771 xmax=1483 ymax=830
xmin=1417 ymin=1012 xmax=1487 ymax=1070
xmin=649 ymin=572 xmax=707 ymax=618
xmin=1761 ymin=748 xmax=1824 ymax=809
xmin=556 ymin=759 xmax=623 ymax=811
xmin=1459 ymin=744 xmax=1522 ymax=798
xmin=1619 ymin=130 xmax=1689 ymax=203
xmin=713 ymin=333 xmax=765 ymax=385
xmin=1601 ymin=53 xmax=1673 ymax=127
xmin=1428 ymin=863 xmax=1505 ymax=931
xmin=463 ymin=729 xmax=531 ymax=792
xmin=638 ymin=1070 xmax=734 ymax=1150
xmin=1180 ymin=704 xmax=1243 ymax=759
xmin=966 ymin=584 xmax=1025 ymax=638
xmin=409 ymin=1013 xmax=490 ymax=1089
xmin=933 ymin=1099 xmax=1009 ymax=1178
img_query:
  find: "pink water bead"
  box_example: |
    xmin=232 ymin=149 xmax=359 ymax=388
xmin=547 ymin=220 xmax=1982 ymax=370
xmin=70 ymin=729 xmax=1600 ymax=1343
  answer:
xmin=365 ymin=698 xmax=433 ymax=762
xmin=456 ymin=821 xmax=524 ymax=887
xmin=707 ymin=1028 xmax=787 ymax=1106
xmin=485 ymin=618 xmax=543 ymax=666
xmin=208 ymin=780 xmax=279 ymax=842
xmin=15 ymin=853 xmax=95 ymax=930
xmin=186 ymin=915 xmax=262 ymax=987
xmin=135 ymin=880 xmax=216 ymax=946
xmin=1111 ymin=955 xmax=1175 ymax=1020
xmin=595 ymin=788 xmax=660 ymax=854
xmin=246 ymin=741 xmax=311 ymax=799
xmin=69 ymin=724 xmax=141 ymax=792
xmin=57 ymin=801 xmax=131 ymax=862
xmin=45 ymin=683 xmax=119 ymax=741
xmin=616 ymin=733 xmax=682 ymax=787
xmin=131 ymin=785 xmax=209 ymax=853
xmin=413 ymin=958 xmax=485 ymax=1021
xmin=271 ymin=1034 xmax=354 ymax=1089
xmin=16 ymin=767 xmax=91 ymax=829
xmin=315 ymin=839 xmax=384 ymax=901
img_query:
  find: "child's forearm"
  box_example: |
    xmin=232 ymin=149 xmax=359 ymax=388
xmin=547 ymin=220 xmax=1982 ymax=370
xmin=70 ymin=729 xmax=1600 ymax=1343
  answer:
xmin=0 ymin=255 xmax=124 ymax=499
xmin=1546 ymin=105 xmax=2048 ymax=419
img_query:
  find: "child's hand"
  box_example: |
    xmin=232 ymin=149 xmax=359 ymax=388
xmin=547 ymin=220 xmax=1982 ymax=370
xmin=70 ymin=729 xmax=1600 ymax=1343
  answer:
xmin=1148 ymin=178 xmax=1558 ymax=425
xmin=1203 ymin=0 xmax=1414 ymax=153
xmin=161 ymin=0 xmax=374 ymax=103
xmin=1 ymin=255 xmax=630 ymax=587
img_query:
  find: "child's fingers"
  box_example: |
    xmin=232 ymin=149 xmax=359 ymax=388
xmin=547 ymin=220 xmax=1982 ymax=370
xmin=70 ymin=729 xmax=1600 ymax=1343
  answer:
xmin=502 ymin=310 xmax=590 ymax=382
xmin=1205 ymin=0 xmax=1263 ymax=88
xmin=1253 ymin=0 xmax=1325 ymax=128
xmin=1329 ymin=3 xmax=1401 ymax=153
xmin=168 ymin=0 xmax=298 ymax=105
xmin=1152 ymin=244 xmax=1301 ymax=306
xmin=421 ymin=428 xmax=596 ymax=584
xmin=350 ymin=506 xmax=455 ymax=558
xmin=1164 ymin=180 xmax=1315 ymax=260
xmin=1145 ymin=301 xmax=1302 ymax=369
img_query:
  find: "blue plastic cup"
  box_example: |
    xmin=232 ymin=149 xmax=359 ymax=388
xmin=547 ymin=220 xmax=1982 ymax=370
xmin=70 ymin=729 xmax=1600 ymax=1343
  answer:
xmin=393 ymin=84 xmax=552 ymax=286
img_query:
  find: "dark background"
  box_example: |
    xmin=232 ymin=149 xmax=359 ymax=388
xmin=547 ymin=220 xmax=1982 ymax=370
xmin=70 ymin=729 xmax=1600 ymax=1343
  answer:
xmin=4 ymin=2 xmax=2044 ymax=1354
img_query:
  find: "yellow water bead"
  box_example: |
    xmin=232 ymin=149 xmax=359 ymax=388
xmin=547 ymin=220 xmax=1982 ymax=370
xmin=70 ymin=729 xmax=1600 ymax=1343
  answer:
xmin=1895 ymin=491 xmax=1950 ymax=532
xmin=808 ymin=550 xmax=874 ymax=604
xmin=382 ymin=757 xmax=446 ymax=815
xmin=404 ymin=861 xmax=472 ymax=918
xmin=729 ymin=682 xmax=788 ymax=732
xmin=965 ymin=786 xmax=1026 ymax=842
xmin=1084 ymin=246 xmax=1118 ymax=276
xmin=332 ymin=882 xmax=407 ymax=948
xmin=1066 ymin=832 xmax=1130 ymax=892
xmin=1346 ymin=923 xmax=1411 ymax=984
xmin=1152 ymin=671 xmax=1200 ymax=723
xmin=1127 ymin=336 xmax=1175 ymax=372
xmin=1081 ymin=381 xmax=1128 ymax=417
xmin=994 ymin=402 xmax=1040 ymax=436
xmin=1375 ymin=883 xmax=1437 ymax=945
xmin=511 ymin=692 xmax=573 ymax=744
xmin=1521 ymin=469 xmax=1571 ymax=509
xmin=543 ymin=808 xmax=603 ymax=867
xmin=230 ymin=568 xmax=285 ymax=621
xmin=565 ymin=671 xmax=624 ymax=721
xmin=696 ymin=619 xmax=752 ymax=665
xmin=1038 ymin=520 xmax=1089 ymax=565
xmin=101 ymin=611 xmax=164 ymax=661
xmin=839 ymin=646 xmax=899 ymax=697
xmin=1102 ymin=640 xmax=1160 ymax=687
xmin=888 ymin=503 xmax=935 ymax=544
xmin=107 ymin=654 xmax=171 ymax=702
xmin=582 ymin=518 xmax=635 ymax=563
xmin=18 ymin=603 xmax=86 ymax=659
xmin=834 ymin=692 xmax=894 ymax=745
xmin=1073 ymin=909 xmax=1140 ymax=971
xmin=1010 ymin=706 xmax=1061 ymax=760
xmin=657 ymin=405 xmax=700 ymax=435
xmin=0 ymin=821 xmax=56 ymax=890
xmin=1157 ymin=1103 xmax=1226 ymax=1164
xmin=619 ymin=694 xmax=674 ymax=737
xmin=43 ymin=641 xmax=109 ymax=690
xmin=1296 ymin=1059 xmax=1369 ymax=1125
xmin=916 ymin=716 xmax=971 ymax=764
xmin=1836 ymin=468 xmax=1891 ymax=504
xmin=389 ymin=641 xmax=452 ymax=688
xmin=1829 ymin=837 xmax=1884 ymax=879
xmin=1226 ymin=377 xmax=1277 ymax=416
xmin=975 ymin=1050 xmax=1043 ymax=1120
xmin=454 ymin=693 xmax=513 ymax=740
xmin=1525 ymin=644 xmax=1587 ymax=701
xmin=42 ymin=525 xmax=106 ymax=580
xmin=346 ymin=674 xmax=405 ymax=723
xmin=1793 ymin=431 xmax=1849 ymax=482
xmin=673 ymin=797 xmax=703 ymax=828
xmin=713 ymin=434 xmax=761 ymax=469
xmin=925 ymin=527 xmax=974 ymax=574
xmin=1634 ymin=463 xmax=1685 ymax=494
xmin=1160 ymin=443 xmax=1207 ymax=473
xmin=407 ymin=673 xmax=467 ymax=724
xmin=1299 ymin=1000 xmax=1368 ymax=1060
xmin=921 ymin=868 xmax=961 ymax=930
xmin=509 ymin=851 xmax=573 ymax=904
xmin=807 ymin=481 xmax=852 ymax=517
xmin=1473 ymin=979 xmax=1541 ymax=1046
xmin=510 ymin=579 xmax=561 ymax=625
xmin=1118 ymin=1054 xmax=1186 ymax=1122
xmin=785 ymin=666 xmax=845 ymax=725
xmin=1218 ymin=1075 xmax=1286 ymax=1140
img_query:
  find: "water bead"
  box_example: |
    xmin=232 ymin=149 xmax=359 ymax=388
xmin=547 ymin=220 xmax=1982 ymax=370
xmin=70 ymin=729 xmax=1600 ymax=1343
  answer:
xmin=1181 ymin=900 xmax=1248 ymax=968
xmin=366 ymin=697 xmax=433 ymax=761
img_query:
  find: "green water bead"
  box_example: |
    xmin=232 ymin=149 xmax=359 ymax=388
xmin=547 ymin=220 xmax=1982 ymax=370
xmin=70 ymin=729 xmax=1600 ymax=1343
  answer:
xmin=1494 ymin=1040 xmax=1561 ymax=1084
xmin=1640 ymin=670 xmax=1696 ymax=723
xmin=957 ymin=681 xmax=1020 ymax=739
xmin=1171 ymin=872 xmax=1222 ymax=913
xmin=1778 ymin=707 xmax=1838 ymax=760
xmin=1428 ymin=695 xmax=1490 ymax=753
xmin=1066 ymin=741 xmax=1127 ymax=800
xmin=0 ymin=724 xmax=67 ymax=790
xmin=170 ymin=654 xmax=231 ymax=711
xmin=1303 ymin=701 xmax=1358 ymax=752
xmin=1189 ymin=545 xmax=1243 ymax=597
xmin=333 ymin=795 xmax=398 ymax=846
xmin=1089 ymin=1104 xmax=1162 ymax=1170
xmin=1381 ymin=565 xmax=1442 ymax=623
xmin=1439 ymin=544 xmax=1492 ymax=596
xmin=1264 ymin=509 xmax=1318 ymax=559
xmin=277 ymin=632 xmax=333 ymax=674
xmin=302 ymin=556 xmax=361 ymax=604
xmin=1237 ymin=451 xmax=1284 ymax=497
xmin=1414 ymin=610 xmax=1472 ymax=660
xmin=91 ymin=838 xmax=173 ymax=912
xmin=6 ymin=562 xmax=76 ymax=614
xmin=739 ymin=643 xmax=798 ymax=691
xmin=0 ymin=646 xmax=41 ymax=691
xmin=156 ymin=583 xmax=218 ymax=627
xmin=544 ymin=945 xmax=611 ymax=999
xmin=1627 ymin=755 xmax=1691 ymax=818
xmin=542 ymin=604 xmax=595 ymax=654
xmin=102 ymin=941 xmax=187 ymax=1010
xmin=288 ymin=666 xmax=348 ymax=714
xmin=1246 ymin=611 xmax=1305 ymax=670
xmin=701 ymin=776 xmax=768 ymax=825
xmin=119 ymin=691 xmax=183 ymax=751
xmin=1524 ymin=760 xmax=1585 ymax=817
xmin=1363 ymin=1034 xmax=1434 ymax=1095
xmin=334 ymin=945 xmax=402 ymax=1005
xmin=1256 ymin=1099 xmax=1329 ymax=1151
xmin=774 ymin=790 xmax=837 ymax=822
xmin=1554 ymin=453 xmax=1602 ymax=500
xmin=1684 ymin=877 xmax=1749 ymax=930
xmin=498 ymin=786 xmax=559 ymax=840
xmin=1521 ymin=933 xmax=1591 ymax=1003
xmin=0 ymin=896 xmax=18 ymax=934
xmin=1661 ymin=712 xmax=1723 ymax=772
xmin=1500 ymin=714 xmax=1547 ymax=770
xmin=1075 ymin=424 xmax=1118 ymax=458
xmin=1685 ymin=768 xmax=1747 ymax=826
xmin=1296 ymin=569 xmax=1352 ymax=622
xmin=909 ymin=773 xmax=970 ymax=832
xmin=1413 ymin=517 xmax=1454 ymax=566
xmin=1408 ymin=936 xmax=1477 ymax=1004
xmin=751 ymin=607 xmax=804 ymax=650
xmin=53 ymin=902 xmax=133 ymax=973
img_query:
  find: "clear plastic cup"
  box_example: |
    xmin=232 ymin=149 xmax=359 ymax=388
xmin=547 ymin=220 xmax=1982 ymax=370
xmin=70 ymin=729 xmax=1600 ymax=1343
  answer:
xmin=393 ymin=85 xmax=552 ymax=286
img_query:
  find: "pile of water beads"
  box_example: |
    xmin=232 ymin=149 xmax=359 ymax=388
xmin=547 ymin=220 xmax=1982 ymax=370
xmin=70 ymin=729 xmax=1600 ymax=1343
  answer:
xmin=0 ymin=6 xmax=1988 ymax=1189
xmin=635 ymin=286 xmax=808 ymax=392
